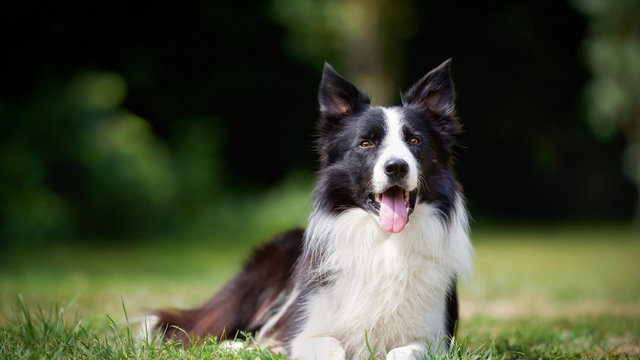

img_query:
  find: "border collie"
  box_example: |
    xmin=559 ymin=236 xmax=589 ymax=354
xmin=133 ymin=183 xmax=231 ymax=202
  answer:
xmin=151 ymin=59 xmax=473 ymax=360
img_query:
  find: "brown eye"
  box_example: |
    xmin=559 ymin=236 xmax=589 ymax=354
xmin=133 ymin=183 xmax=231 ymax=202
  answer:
xmin=359 ymin=140 xmax=373 ymax=149
xmin=409 ymin=137 xmax=421 ymax=145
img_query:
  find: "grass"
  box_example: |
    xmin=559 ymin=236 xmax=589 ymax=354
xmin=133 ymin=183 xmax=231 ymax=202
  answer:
xmin=2 ymin=296 xmax=284 ymax=359
xmin=1 ymin=223 xmax=639 ymax=359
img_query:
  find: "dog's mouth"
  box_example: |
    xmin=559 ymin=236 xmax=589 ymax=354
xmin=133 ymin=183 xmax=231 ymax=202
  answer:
xmin=367 ymin=186 xmax=418 ymax=233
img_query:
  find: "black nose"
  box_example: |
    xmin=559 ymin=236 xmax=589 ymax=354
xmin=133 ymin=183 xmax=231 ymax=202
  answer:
xmin=384 ymin=158 xmax=409 ymax=180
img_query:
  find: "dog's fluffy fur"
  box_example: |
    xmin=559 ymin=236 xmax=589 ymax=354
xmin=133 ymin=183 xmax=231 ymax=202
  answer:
xmin=151 ymin=59 xmax=473 ymax=360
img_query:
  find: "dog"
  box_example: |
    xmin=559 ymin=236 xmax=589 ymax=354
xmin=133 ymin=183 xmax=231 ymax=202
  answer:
xmin=151 ymin=59 xmax=473 ymax=360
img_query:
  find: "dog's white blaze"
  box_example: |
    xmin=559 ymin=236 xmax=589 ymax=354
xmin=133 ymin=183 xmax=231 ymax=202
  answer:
xmin=291 ymin=195 xmax=473 ymax=359
xmin=372 ymin=107 xmax=419 ymax=193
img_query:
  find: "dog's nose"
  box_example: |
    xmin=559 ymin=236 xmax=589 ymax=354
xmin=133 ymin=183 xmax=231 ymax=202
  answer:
xmin=384 ymin=158 xmax=409 ymax=180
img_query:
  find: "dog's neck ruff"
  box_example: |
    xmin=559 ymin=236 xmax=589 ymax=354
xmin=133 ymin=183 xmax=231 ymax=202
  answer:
xmin=304 ymin=194 xmax=472 ymax=275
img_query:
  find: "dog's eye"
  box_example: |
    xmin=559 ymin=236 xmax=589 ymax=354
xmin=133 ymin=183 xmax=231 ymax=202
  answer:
xmin=409 ymin=137 xmax=421 ymax=145
xmin=359 ymin=140 xmax=373 ymax=149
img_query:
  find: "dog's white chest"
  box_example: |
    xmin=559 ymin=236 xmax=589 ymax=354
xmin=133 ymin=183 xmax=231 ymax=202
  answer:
xmin=294 ymin=202 xmax=472 ymax=359
xmin=316 ymin=248 xmax=447 ymax=354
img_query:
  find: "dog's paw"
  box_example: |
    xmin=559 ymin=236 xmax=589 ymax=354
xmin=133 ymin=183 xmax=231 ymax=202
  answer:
xmin=219 ymin=340 xmax=248 ymax=351
xmin=290 ymin=336 xmax=346 ymax=360
xmin=386 ymin=344 xmax=425 ymax=360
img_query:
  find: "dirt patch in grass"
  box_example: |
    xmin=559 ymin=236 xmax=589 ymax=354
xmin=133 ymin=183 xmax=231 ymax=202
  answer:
xmin=461 ymin=298 xmax=640 ymax=319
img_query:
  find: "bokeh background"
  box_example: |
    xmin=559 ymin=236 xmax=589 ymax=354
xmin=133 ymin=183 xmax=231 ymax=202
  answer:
xmin=3 ymin=0 xmax=639 ymax=247
xmin=2 ymin=0 xmax=640 ymax=357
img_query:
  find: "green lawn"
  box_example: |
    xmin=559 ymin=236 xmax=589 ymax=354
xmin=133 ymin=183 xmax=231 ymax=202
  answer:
xmin=1 ymin=224 xmax=639 ymax=359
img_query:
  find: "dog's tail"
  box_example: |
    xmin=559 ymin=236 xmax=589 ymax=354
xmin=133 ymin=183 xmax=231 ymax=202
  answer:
xmin=150 ymin=308 xmax=201 ymax=344
xmin=150 ymin=228 xmax=304 ymax=345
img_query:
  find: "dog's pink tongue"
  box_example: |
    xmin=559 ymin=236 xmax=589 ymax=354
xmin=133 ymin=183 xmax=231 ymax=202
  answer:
xmin=379 ymin=187 xmax=408 ymax=233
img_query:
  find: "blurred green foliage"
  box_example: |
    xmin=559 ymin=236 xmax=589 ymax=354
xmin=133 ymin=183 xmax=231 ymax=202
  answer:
xmin=572 ymin=0 xmax=640 ymax=222
xmin=272 ymin=0 xmax=415 ymax=103
xmin=0 ymin=72 xmax=225 ymax=244
xmin=1 ymin=0 xmax=638 ymax=247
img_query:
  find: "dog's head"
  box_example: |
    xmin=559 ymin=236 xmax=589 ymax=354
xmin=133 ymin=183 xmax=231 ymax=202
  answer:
xmin=315 ymin=59 xmax=461 ymax=233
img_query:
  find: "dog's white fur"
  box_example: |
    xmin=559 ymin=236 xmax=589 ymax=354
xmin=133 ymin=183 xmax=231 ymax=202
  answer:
xmin=290 ymin=195 xmax=472 ymax=360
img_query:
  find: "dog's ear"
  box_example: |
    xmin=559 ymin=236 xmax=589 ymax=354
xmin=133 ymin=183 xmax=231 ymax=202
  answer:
xmin=318 ymin=63 xmax=370 ymax=120
xmin=401 ymin=59 xmax=455 ymax=117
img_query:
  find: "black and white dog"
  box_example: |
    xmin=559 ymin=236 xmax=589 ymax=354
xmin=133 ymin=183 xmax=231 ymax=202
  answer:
xmin=152 ymin=59 xmax=472 ymax=360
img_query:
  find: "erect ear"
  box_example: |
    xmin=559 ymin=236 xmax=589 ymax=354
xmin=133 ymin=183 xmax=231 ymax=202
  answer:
xmin=318 ymin=63 xmax=370 ymax=119
xmin=401 ymin=58 xmax=456 ymax=116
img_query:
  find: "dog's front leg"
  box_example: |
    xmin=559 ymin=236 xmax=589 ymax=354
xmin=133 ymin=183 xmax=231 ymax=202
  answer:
xmin=290 ymin=336 xmax=346 ymax=360
xmin=386 ymin=343 xmax=425 ymax=360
